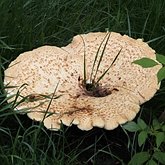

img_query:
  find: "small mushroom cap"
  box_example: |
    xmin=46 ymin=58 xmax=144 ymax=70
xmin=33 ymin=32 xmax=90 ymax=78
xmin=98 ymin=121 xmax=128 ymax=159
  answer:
xmin=4 ymin=32 xmax=161 ymax=131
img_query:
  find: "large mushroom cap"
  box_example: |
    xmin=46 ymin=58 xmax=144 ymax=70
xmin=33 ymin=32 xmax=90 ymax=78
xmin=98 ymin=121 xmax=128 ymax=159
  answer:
xmin=4 ymin=32 xmax=161 ymax=131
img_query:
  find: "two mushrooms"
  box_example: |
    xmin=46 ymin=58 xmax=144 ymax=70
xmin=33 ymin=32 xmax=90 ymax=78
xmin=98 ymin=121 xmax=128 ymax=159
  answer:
xmin=4 ymin=32 xmax=161 ymax=131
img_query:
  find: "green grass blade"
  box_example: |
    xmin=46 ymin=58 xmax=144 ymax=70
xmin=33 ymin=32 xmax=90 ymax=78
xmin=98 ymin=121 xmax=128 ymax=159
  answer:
xmin=42 ymin=81 xmax=60 ymax=120
xmin=126 ymin=9 xmax=131 ymax=37
xmin=0 ymin=38 xmax=15 ymax=50
xmin=90 ymin=32 xmax=110 ymax=82
xmin=96 ymin=48 xmax=122 ymax=84
xmin=93 ymin=32 xmax=111 ymax=83
xmin=147 ymin=35 xmax=165 ymax=44
xmin=0 ymin=56 xmax=4 ymax=93
xmin=141 ymin=11 xmax=151 ymax=37
xmin=11 ymin=84 xmax=28 ymax=109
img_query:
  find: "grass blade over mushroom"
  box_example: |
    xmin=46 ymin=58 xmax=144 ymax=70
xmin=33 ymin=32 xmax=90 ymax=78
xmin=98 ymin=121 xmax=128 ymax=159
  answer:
xmin=90 ymin=32 xmax=111 ymax=83
xmin=82 ymin=32 xmax=111 ymax=90
xmin=42 ymin=81 xmax=60 ymax=119
xmin=96 ymin=48 xmax=122 ymax=84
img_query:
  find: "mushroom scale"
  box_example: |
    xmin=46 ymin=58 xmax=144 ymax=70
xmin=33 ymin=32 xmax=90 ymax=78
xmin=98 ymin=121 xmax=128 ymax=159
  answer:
xmin=4 ymin=32 xmax=161 ymax=131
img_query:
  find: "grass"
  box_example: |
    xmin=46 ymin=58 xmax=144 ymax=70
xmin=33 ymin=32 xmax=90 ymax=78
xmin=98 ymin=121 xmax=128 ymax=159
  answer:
xmin=0 ymin=0 xmax=165 ymax=164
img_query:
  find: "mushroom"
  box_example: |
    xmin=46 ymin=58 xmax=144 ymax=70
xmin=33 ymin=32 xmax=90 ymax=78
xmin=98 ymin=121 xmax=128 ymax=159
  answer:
xmin=4 ymin=32 xmax=161 ymax=131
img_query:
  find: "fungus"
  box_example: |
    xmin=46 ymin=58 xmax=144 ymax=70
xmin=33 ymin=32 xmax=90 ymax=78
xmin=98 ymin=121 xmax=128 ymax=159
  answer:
xmin=4 ymin=32 xmax=161 ymax=131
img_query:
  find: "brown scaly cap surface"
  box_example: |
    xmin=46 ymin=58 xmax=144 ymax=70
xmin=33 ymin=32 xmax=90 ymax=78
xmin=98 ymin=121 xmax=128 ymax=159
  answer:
xmin=4 ymin=32 xmax=161 ymax=131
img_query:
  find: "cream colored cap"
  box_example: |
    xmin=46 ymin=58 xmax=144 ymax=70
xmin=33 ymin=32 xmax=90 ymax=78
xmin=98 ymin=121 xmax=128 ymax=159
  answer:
xmin=4 ymin=32 xmax=161 ymax=131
